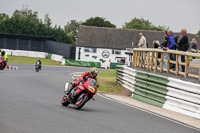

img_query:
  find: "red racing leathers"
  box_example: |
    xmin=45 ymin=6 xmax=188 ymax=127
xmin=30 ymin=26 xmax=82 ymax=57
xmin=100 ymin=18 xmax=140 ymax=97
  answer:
xmin=74 ymin=72 xmax=97 ymax=87
xmin=65 ymin=71 xmax=98 ymax=95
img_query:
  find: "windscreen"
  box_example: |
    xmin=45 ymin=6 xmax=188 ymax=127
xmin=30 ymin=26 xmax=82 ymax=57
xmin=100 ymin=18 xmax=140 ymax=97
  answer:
xmin=88 ymin=78 xmax=97 ymax=88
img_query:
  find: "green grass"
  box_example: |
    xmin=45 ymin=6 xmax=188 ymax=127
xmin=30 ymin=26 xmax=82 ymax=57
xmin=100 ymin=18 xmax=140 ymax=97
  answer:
xmin=8 ymin=55 xmax=59 ymax=65
xmin=97 ymin=70 xmax=124 ymax=93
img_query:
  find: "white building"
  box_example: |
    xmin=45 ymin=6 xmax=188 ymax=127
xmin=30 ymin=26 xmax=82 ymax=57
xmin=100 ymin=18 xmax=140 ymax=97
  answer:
xmin=75 ymin=46 xmax=132 ymax=68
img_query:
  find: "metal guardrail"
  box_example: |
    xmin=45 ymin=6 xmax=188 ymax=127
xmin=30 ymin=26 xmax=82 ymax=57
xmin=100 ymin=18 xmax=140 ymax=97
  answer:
xmin=132 ymin=48 xmax=200 ymax=80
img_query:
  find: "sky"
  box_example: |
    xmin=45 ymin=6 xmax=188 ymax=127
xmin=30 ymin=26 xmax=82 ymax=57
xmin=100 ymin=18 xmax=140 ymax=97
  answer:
xmin=0 ymin=0 xmax=200 ymax=34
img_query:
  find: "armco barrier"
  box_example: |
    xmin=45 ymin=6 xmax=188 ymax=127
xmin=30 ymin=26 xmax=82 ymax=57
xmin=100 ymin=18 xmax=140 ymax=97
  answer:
xmin=116 ymin=65 xmax=200 ymax=119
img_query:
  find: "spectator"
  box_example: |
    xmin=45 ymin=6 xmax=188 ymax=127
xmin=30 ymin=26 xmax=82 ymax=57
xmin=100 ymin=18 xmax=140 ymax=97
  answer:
xmin=176 ymin=28 xmax=189 ymax=72
xmin=153 ymin=40 xmax=161 ymax=65
xmin=138 ymin=33 xmax=147 ymax=48
xmin=153 ymin=40 xmax=160 ymax=48
xmin=159 ymin=31 xmax=169 ymax=69
xmin=167 ymin=30 xmax=176 ymax=70
xmin=190 ymin=38 xmax=198 ymax=59
xmin=160 ymin=31 xmax=169 ymax=48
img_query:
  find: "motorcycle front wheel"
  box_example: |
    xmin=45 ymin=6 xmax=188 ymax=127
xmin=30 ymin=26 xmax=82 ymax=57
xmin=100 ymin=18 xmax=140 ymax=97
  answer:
xmin=74 ymin=94 xmax=89 ymax=110
xmin=61 ymin=95 xmax=70 ymax=106
xmin=35 ymin=67 xmax=39 ymax=72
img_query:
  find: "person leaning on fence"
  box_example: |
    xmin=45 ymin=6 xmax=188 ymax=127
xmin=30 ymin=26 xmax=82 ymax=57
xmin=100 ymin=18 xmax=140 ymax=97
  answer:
xmin=153 ymin=40 xmax=160 ymax=48
xmin=159 ymin=31 xmax=169 ymax=69
xmin=176 ymin=28 xmax=189 ymax=72
xmin=166 ymin=30 xmax=176 ymax=70
xmin=190 ymin=38 xmax=198 ymax=59
xmin=153 ymin=40 xmax=161 ymax=65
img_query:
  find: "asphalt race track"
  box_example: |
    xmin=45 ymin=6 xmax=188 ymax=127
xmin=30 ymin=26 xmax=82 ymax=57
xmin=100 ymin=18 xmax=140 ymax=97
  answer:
xmin=0 ymin=64 xmax=199 ymax=133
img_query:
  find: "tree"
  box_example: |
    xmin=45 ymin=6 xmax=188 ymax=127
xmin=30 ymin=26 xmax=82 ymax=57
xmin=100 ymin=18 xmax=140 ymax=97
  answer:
xmin=64 ymin=20 xmax=82 ymax=45
xmin=44 ymin=13 xmax=52 ymax=28
xmin=197 ymin=29 xmax=200 ymax=38
xmin=123 ymin=17 xmax=168 ymax=31
xmin=12 ymin=5 xmax=39 ymax=22
xmin=0 ymin=13 xmax=9 ymax=21
xmin=82 ymin=17 xmax=116 ymax=28
xmin=0 ymin=6 xmax=74 ymax=44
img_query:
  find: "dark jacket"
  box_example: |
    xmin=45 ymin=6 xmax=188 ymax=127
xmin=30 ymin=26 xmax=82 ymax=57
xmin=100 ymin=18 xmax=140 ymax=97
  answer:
xmin=154 ymin=43 xmax=160 ymax=48
xmin=191 ymin=43 xmax=198 ymax=53
xmin=160 ymin=35 xmax=169 ymax=48
xmin=177 ymin=35 xmax=189 ymax=51
xmin=36 ymin=60 xmax=42 ymax=65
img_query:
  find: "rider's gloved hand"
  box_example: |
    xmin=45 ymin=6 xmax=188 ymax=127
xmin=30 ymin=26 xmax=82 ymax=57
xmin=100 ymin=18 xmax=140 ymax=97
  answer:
xmin=80 ymin=80 xmax=85 ymax=84
xmin=72 ymin=82 xmax=75 ymax=87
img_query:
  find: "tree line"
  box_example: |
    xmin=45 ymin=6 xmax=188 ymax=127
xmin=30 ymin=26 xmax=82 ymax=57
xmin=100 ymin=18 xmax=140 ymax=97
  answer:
xmin=0 ymin=7 xmax=199 ymax=46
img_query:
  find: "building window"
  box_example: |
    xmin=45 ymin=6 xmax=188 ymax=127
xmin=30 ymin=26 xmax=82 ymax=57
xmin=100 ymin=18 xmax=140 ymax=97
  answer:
xmin=112 ymin=49 xmax=121 ymax=55
xmin=84 ymin=48 xmax=97 ymax=53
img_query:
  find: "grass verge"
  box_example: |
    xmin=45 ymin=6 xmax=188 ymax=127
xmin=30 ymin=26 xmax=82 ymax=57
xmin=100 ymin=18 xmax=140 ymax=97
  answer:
xmin=97 ymin=70 xmax=124 ymax=94
xmin=8 ymin=55 xmax=59 ymax=65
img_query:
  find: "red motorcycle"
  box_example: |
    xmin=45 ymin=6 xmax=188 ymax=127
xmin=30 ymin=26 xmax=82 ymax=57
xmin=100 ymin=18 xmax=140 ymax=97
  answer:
xmin=0 ymin=56 xmax=5 ymax=70
xmin=61 ymin=75 xmax=98 ymax=110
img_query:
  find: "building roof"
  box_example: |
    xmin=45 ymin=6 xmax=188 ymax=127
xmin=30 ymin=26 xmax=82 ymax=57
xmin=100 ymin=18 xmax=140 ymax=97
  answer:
xmin=77 ymin=25 xmax=200 ymax=50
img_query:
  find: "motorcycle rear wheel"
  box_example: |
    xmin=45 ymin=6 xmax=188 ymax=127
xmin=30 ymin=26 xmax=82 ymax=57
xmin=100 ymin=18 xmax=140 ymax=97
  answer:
xmin=74 ymin=94 xmax=88 ymax=110
xmin=61 ymin=95 xmax=70 ymax=106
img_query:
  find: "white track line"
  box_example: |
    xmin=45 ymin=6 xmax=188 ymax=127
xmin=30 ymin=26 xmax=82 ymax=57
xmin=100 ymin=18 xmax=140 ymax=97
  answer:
xmin=97 ymin=93 xmax=200 ymax=131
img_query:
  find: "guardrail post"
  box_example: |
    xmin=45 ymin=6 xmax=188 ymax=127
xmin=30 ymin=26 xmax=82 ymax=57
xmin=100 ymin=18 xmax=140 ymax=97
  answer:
xmin=184 ymin=55 xmax=189 ymax=78
xmin=154 ymin=52 xmax=158 ymax=72
xmin=143 ymin=52 xmax=147 ymax=68
xmin=150 ymin=52 xmax=154 ymax=71
xmin=132 ymin=51 xmax=135 ymax=67
xmin=141 ymin=51 xmax=143 ymax=67
xmin=134 ymin=51 xmax=137 ymax=67
xmin=175 ymin=54 xmax=178 ymax=75
xmin=137 ymin=51 xmax=140 ymax=67
xmin=167 ymin=53 xmax=170 ymax=73
xmin=160 ymin=52 xmax=163 ymax=72
xmin=147 ymin=52 xmax=150 ymax=70
xmin=199 ymin=67 xmax=200 ymax=80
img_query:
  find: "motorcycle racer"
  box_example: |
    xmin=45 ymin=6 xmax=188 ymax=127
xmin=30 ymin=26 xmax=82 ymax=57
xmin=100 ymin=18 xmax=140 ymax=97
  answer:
xmin=35 ymin=58 xmax=42 ymax=70
xmin=0 ymin=51 xmax=8 ymax=70
xmin=65 ymin=67 xmax=99 ymax=95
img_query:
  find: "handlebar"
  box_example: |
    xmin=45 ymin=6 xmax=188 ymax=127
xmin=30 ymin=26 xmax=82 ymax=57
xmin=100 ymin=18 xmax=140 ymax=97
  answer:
xmin=70 ymin=73 xmax=77 ymax=81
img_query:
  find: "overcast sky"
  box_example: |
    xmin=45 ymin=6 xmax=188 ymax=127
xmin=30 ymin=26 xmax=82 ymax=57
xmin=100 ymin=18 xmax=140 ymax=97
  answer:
xmin=1 ymin=0 xmax=200 ymax=34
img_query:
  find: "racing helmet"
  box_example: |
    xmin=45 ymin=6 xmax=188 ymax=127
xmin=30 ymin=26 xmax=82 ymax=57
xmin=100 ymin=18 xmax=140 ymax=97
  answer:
xmin=1 ymin=51 xmax=5 ymax=56
xmin=90 ymin=68 xmax=99 ymax=78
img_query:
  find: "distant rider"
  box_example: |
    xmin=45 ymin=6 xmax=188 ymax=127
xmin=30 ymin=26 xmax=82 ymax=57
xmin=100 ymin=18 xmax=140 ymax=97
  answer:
xmin=65 ymin=67 xmax=99 ymax=95
xmin=0 ymin=51 xmax=8 ymax=70
xmin=35 ymin=59 xmax=42 ymax=70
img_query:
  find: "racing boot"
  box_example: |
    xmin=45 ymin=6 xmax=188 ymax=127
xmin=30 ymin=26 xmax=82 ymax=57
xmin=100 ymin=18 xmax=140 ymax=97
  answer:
xmin=65 ymin=83 xmax=75 ymax=95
